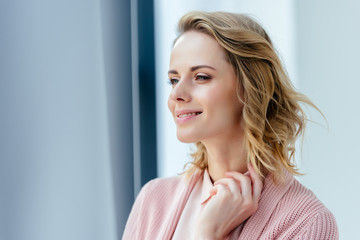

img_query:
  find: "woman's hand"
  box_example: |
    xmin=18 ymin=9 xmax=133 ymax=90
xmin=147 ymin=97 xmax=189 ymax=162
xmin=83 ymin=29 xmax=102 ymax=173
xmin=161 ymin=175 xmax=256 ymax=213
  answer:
xmin=194 ymin=163 xmax=263 ymax=240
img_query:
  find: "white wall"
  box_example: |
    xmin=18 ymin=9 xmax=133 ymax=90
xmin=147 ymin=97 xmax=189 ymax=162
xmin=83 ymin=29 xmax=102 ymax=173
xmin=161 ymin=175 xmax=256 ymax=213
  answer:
xmin=155 ymin=0 xmax=359 ymax=238
xmin=296 ymin=1 xmax=360 ymax=239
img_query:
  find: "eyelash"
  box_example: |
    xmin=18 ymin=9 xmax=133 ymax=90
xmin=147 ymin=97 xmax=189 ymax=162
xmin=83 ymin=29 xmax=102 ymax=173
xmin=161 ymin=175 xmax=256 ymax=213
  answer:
xmin=168 ymin=78 xmax=179 ymax=85
xmin=195 ymin=75 xmax=211 ymax=81
xmin=168 ymin=74 xmax=211 ymax=86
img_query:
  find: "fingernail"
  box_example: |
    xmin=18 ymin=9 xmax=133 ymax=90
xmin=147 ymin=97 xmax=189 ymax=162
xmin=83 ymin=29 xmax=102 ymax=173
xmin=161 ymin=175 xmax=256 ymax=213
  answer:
xmin=209 ymin=189 xmax=217 ymax=196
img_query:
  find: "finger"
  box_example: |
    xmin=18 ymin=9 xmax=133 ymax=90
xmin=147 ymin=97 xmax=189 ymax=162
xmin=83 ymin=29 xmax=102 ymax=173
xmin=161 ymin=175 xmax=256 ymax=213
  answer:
xmin=210 ymin=183 xmax=230 ymax=198
xmin=201 ymin=187 xmax=217 ymax=205
xmin=225 ymin=171 xmax=252 ymax=198
xmin=209 ymin=187 xmax=217 ymax=196
xmin=248 ymin=163 xmax=263 ymax=202
xmin=214 ymin=178 xmax=241 ymax=197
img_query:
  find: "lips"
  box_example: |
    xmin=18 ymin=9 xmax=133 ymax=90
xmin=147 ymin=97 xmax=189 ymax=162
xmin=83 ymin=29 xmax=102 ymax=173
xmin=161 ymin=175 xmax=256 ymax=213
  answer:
xmin=177 ymin=112 xmax=202 ymax=118
xmin=175 ymin=109 xmax=203 ymax=124
xmin=175 ymin=109 xmax=203 ymax=118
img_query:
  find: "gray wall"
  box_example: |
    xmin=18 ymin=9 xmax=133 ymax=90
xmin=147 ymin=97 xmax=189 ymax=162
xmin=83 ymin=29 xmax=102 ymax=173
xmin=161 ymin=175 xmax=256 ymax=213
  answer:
xmin=0 ymin=0 xmax=135 ymax=239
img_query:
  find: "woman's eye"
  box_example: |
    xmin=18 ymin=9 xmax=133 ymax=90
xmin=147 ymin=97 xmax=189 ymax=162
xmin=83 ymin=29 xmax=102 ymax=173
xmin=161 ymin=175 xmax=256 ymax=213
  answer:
xmin=195 ymin=75 xmax=211 ymax=81
xmin=168 ymin=78 xmax=179 ymax=85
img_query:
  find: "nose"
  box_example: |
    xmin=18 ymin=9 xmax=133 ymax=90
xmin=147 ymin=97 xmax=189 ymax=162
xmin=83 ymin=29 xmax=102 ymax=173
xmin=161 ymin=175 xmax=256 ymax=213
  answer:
xmin=169 ymin=79 xmax=191 ymax=103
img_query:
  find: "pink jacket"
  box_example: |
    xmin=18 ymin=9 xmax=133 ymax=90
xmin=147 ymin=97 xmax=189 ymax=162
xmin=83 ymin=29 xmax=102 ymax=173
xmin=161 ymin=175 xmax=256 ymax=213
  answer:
xmin=123 ymin=170 xmax=338 ymax=239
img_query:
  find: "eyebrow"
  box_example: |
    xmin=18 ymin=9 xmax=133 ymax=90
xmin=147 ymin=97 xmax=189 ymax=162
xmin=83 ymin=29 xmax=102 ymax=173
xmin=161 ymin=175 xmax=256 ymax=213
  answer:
xmin=168 ymin=65 xmax=216 ymax=75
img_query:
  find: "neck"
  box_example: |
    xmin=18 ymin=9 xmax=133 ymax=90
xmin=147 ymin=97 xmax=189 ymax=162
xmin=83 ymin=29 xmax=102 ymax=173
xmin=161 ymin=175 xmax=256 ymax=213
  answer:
xmin=202 ymin=129 xmax=247 ymax=182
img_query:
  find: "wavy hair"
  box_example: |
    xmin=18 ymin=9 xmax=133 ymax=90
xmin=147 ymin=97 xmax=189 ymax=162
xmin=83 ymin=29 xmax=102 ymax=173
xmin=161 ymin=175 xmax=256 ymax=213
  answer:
xmin=176 ymin=11 xmax=320 ymax=183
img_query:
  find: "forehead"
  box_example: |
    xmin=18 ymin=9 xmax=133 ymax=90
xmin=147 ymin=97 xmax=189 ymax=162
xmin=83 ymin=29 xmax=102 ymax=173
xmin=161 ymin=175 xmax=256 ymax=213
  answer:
xmin=170 ymin=31 xmax=228 ymax=67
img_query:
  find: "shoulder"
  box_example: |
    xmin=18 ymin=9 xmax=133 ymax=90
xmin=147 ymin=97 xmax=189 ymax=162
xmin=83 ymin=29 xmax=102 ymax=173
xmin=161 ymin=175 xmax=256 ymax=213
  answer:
xmin=294 ymin=209 xmax=339 ymax=239
xmin=280 ymin=178 xmax=335 ymax=220
xmin=138 ymin=174 xmax=186 ymax=201
xmin=122 ymin=174 xmax=191 ymax=238
xmin=264 ymin=178 xmax=338 ymax=239
xmin=133 ymin=173 xmax=192 ymax=214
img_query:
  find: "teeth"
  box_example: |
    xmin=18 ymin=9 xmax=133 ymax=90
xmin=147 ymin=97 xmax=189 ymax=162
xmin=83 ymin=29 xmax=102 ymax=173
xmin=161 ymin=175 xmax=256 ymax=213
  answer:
xmin=178 ymin=112 xmax=200 ymax=118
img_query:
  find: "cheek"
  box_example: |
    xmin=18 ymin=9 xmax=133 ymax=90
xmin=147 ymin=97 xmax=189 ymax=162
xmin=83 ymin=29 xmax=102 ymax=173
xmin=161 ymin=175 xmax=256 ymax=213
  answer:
xmin=198 ymin=86 xmax=229 ymax=109
xmin=201 ymin=85 xmax=242 ymax=118
xmin=167 ymin=96 xmax=175 ymax=115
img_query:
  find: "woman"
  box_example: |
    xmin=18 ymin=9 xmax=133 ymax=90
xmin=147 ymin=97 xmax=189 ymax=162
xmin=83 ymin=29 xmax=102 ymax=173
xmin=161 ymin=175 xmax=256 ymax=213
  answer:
xmin=123 ymin=11 xmax=338 ymax=239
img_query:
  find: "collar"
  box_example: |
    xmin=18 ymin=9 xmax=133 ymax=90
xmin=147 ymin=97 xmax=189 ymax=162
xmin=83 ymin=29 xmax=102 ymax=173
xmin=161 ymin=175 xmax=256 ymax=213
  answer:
xmin=200 ymin=168 xmax=215 ymax=204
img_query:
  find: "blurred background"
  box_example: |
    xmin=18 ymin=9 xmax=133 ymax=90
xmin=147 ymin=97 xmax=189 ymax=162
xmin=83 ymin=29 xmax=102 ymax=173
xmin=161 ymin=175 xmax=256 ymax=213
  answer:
xmin=0 ymin=0 xmax=359 ymax=239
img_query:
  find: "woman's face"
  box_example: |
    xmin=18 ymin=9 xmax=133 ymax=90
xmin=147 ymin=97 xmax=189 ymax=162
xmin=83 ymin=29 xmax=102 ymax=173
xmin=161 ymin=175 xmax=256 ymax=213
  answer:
xmin=167 ymin=31 xmax=244 ymax=143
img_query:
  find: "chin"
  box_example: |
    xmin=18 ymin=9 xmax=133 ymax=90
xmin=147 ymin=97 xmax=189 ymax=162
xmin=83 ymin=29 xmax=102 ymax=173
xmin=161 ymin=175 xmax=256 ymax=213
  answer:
xmin=176 ymin=132 xmax=198 ymax=143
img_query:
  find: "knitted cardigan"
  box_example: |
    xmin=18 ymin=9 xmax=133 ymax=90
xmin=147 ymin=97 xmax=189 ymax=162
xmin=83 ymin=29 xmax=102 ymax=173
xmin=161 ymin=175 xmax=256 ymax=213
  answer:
xmin=123 ymin=170 xmax=338 ymax=239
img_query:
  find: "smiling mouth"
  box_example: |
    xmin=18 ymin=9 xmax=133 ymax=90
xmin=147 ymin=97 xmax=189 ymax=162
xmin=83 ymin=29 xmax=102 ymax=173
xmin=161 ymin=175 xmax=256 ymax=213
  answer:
xmin=177 ymin=112 xmax=202 ymax=118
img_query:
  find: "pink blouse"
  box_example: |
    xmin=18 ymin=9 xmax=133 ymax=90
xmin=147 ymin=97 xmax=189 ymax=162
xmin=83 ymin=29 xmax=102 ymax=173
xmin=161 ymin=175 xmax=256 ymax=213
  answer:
xmin=172 ymin=169 xmax=244 ymax=239
xmin=123 ymin=168 xmax=338 ymax=239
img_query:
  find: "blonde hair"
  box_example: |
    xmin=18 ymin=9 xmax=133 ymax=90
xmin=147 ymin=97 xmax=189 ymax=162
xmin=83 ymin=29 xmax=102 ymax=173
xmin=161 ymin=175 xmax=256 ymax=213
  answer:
xmin=176 ymin=11 xmax=320 ymax=183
